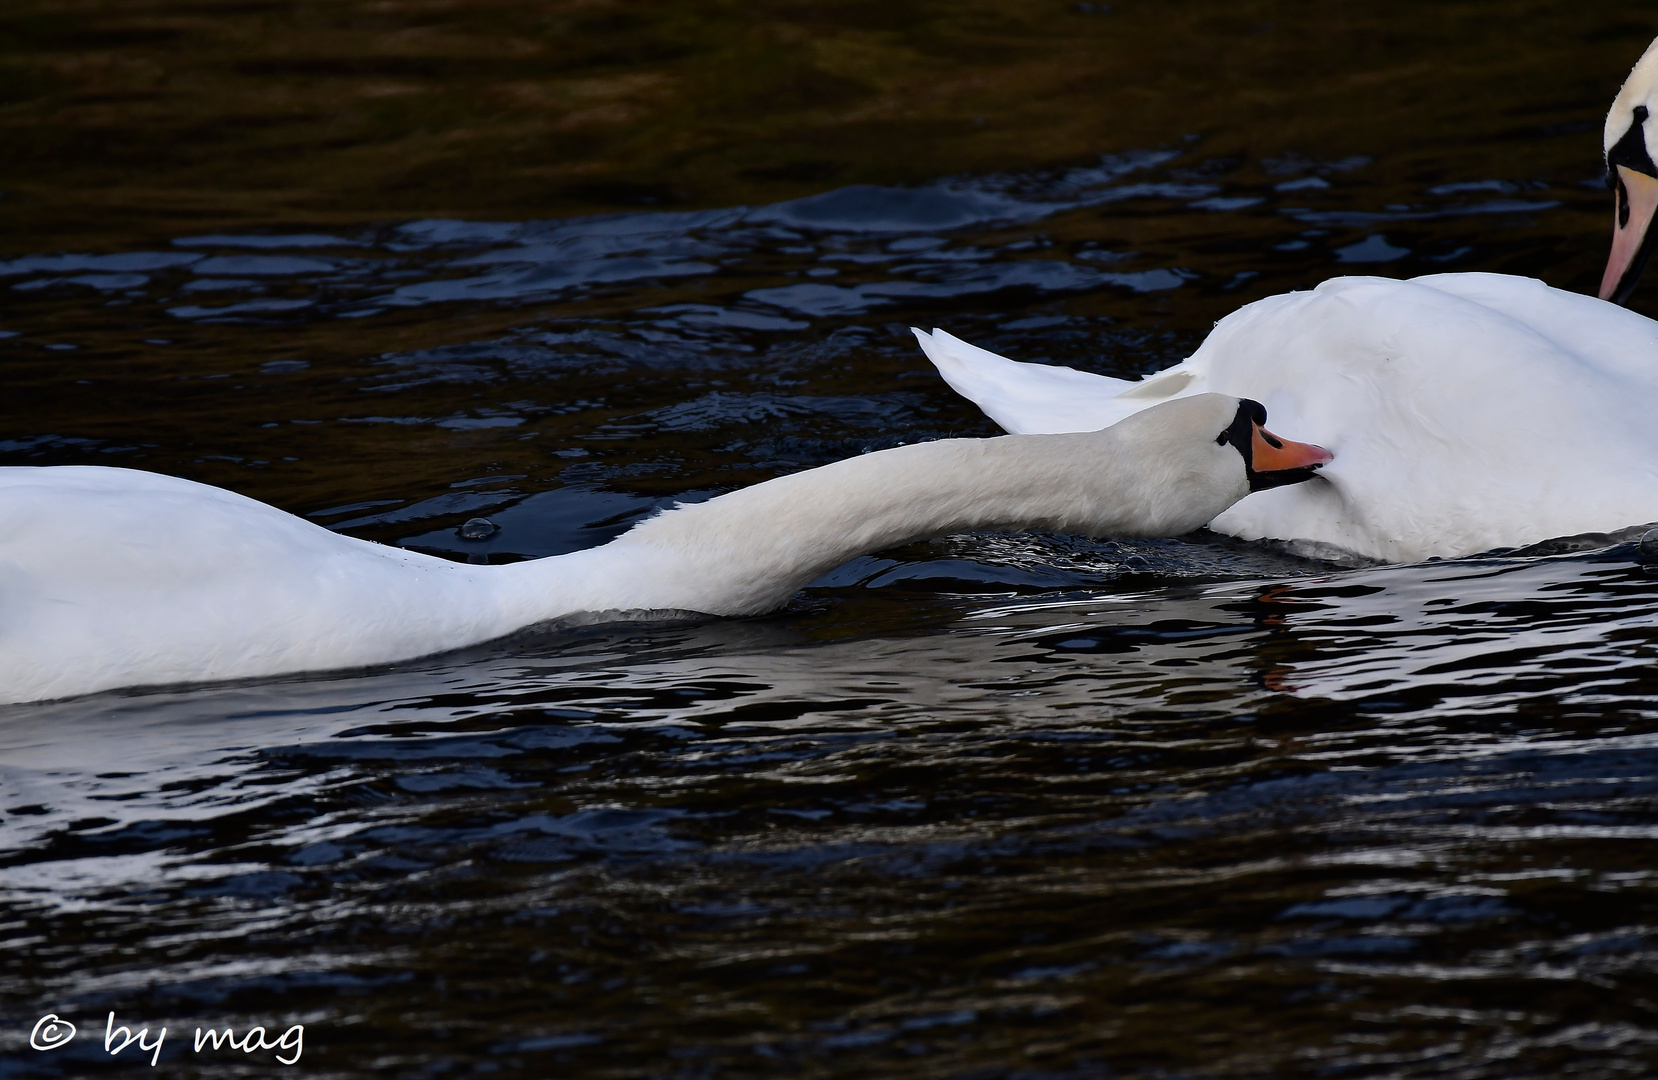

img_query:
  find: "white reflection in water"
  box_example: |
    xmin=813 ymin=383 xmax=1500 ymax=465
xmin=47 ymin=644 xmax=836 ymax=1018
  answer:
xmin=1252 ymin=553 xmax=1658 ymax=707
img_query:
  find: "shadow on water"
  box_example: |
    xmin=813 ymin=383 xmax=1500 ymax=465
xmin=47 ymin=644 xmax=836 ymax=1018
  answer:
xmin=5 ymin=2 xmax=1658 ymax=1077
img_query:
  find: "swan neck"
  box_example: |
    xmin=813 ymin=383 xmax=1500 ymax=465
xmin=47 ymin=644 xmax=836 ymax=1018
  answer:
xmin=502 ymin=426 xmax=1227 ymax=620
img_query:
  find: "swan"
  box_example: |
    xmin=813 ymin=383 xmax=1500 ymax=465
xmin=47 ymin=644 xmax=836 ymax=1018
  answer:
xmin=0 ymin=394 xmax=1329 ymax=704
xmin=912 ymin=36 xmax=1658 ymax=565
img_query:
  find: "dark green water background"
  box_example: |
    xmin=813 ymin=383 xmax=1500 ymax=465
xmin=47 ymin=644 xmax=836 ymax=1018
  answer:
xmin=5 ymin=3 xmax=1658 ymax=1077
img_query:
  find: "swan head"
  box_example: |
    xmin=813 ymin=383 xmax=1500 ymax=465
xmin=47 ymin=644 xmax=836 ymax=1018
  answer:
xmin=1601 ymin=36 xmax=1658 ymax=304
xmin=1209 ymin=397 xmax=1333 ymax=492
xmin=1114 ymin=395 xmax=1331 ymax=532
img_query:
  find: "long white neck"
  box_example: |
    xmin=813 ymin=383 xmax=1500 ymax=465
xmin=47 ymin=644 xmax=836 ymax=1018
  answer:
xmin=492 ymin=413 xmax=1244 ymax=625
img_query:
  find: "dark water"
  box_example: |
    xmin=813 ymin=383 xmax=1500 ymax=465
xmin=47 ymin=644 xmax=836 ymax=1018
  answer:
xmin=6 ymin=4 xmax=1658 ymax=1077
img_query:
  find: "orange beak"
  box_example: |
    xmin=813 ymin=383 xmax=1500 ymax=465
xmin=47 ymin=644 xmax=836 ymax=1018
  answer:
xmin=1252 ymin=423 xmax=1333 ymax=474
xmin=1600 ymin=164 xmax=1658 ymax=304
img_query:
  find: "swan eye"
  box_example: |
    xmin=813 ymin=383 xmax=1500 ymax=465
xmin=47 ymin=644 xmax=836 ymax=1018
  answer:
xmin=1216 ymin=431 xmax=1229 ymax=446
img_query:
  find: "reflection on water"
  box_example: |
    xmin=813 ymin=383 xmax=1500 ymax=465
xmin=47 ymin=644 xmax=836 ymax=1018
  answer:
xmin=5 ymin=3 xmax=1658 ymax=1077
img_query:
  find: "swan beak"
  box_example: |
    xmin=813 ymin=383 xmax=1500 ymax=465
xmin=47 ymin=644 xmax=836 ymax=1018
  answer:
xmin=1600 ymin=164 xmax=1658 ymax=304
xmin=1252 ymin=424 xmax=1333 ymax=474
xmin=1248 ymin=423 xmax=1332 ymax=491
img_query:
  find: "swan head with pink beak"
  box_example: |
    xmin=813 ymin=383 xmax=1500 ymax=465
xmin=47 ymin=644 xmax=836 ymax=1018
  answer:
xmin=1601 ymin=37 xmax=1658 ymax=304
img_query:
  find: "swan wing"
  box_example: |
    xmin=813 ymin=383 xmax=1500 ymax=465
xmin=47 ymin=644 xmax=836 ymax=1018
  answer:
xmin=911 ymin=327 xmax=1155 ymax=434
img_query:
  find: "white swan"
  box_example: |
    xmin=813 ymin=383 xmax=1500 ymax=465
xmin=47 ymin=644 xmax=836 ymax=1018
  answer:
xmin=0 ymin=394 xmax=1328 ymax=704
xmin=912 ymin=38 xmax=1658 ymax=565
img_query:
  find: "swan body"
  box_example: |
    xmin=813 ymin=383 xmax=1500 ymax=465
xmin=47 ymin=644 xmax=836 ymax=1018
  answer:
xmin=915 ymin=273 xmax=1658 ymax=564
xmin=0 ymin=394 xmax=1326 ymax=704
